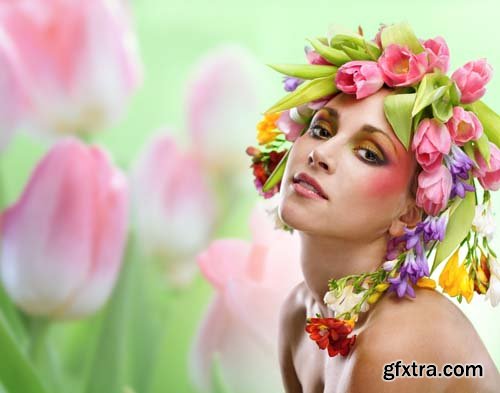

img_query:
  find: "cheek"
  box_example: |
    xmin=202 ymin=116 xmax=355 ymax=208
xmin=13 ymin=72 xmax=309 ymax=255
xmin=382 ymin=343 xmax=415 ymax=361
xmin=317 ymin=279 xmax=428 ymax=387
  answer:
xmin=362 ymin=166 xmax=411 ymax=199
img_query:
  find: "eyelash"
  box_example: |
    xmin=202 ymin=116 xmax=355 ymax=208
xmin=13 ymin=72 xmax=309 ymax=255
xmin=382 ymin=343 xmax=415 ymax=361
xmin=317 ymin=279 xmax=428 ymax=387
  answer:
xmin=308 ymin=124 xmax=386 ymax=165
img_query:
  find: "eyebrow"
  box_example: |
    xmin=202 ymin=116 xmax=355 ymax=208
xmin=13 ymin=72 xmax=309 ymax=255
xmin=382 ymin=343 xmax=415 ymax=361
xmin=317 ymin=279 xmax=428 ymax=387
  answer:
xmin=316 ymin=107 xmax=397 ymax=155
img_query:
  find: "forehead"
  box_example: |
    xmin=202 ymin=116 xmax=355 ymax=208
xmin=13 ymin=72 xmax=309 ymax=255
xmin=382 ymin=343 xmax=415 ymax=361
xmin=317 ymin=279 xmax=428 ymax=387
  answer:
xmin=323 ymin=88 xmax=394 ymax=131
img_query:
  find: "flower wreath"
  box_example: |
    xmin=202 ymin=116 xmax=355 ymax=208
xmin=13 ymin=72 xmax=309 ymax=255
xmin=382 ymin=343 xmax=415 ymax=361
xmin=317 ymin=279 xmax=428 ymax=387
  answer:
xmin=246 ymin=22 xmax=500 ymax=358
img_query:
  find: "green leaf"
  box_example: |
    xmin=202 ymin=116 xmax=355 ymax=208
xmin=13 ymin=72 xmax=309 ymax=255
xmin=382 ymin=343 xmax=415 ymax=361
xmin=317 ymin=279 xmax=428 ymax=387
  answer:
xmin=330 ymin=33 xmax=366 ymax=48
xmin=262 ymin=149 xmax=290 ymax=192
xmin=380 ymin=22 xmax=425 ymax=53
xmin=383 ymin=92 xmax=417 ymax=150
xmin=475 ymin=132 xmax=491 ymax=166
xmin=412 ymin=73 xmax=449 ymax=116
xmin=341 ymin=46 xmax=372 ymax=61
xmin=0 ymin=282 xmax=28 ymax=350
xmin=264 ymin=76 xmax=337 ymax=114
xmin=266 ymin=64 xmax=337 ymax=79
xmin=412 ymin=105 xmax=432 ymax=133
xmin=307 ymin=38 xmax=351 ymax=66
xmin=84 ymin=234 xmax=135 ymax=393
xmin=0 ymin=313 xmax=49 ymax=393
xmin=364 ymin=41 xmax=382 ymax=60
xmin=464 ymin=100 xmax=500 ymax=149
xmin=463 ymin=141 xmax=479 ymax=166
xmin=432 ymin=93 xmax=453 ymax=122
xmin=431 ymin=188 xmax=476 ymax=274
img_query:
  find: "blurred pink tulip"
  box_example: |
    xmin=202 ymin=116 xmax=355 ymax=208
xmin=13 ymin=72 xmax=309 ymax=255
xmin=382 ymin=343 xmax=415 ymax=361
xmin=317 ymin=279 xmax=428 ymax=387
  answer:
xmin=0 ymin=0 xmax=142 ymax=138
xmin=189 ymin=201 xmax=302 ymax=393
xmin=185 ymin=44 xmax=261 ymax=177
xmin=0 ymin=32 xmax=27 ymax=150
xmin=130 ymin=132 xmax=216 ymax=287
xmin=0 ymin=138 xmax=128 ymax=319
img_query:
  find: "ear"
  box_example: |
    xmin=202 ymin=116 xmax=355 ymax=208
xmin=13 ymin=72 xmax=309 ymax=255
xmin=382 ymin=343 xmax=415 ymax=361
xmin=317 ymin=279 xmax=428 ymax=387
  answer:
xmin=388 ymin=200 xmax=423 ymax=238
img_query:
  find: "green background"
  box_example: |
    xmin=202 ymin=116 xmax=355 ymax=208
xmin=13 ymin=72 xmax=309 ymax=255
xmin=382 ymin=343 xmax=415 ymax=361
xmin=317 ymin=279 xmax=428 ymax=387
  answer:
xmin=0 ymin=0 xmax=499 ymax=392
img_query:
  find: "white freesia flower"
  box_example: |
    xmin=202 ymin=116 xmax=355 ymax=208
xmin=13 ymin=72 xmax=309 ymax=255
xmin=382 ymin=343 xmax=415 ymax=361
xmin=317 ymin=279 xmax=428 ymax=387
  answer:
xmin=382 ymin=259 xmax=397 ymax=271
xmin=323 ymin=284 xmax=369 ymax=315
xmin=472 ymin=202 xmax=496 ymax=242
xmin=259 ymin=195 xmax=294 ymax=233
xmin=485 ymin=256 xmax=500 ymax=307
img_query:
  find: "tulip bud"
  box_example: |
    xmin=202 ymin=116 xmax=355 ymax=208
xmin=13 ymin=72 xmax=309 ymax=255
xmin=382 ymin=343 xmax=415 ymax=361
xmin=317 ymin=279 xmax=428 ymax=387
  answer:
xmin=0 ymin=138 xmax=128 ymax=319
xmin=130 ymin=133 xmax=216 ymax=288
xmin=0 ymin=0 xmax=142 ymax=138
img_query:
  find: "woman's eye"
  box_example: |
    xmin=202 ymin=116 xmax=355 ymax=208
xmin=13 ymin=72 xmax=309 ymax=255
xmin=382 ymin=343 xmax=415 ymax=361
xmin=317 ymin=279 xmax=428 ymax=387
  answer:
xmin=308 ymin=124 xmax=331 ymax=139
xmin=355 ymin=146 xmax=385 ymax=165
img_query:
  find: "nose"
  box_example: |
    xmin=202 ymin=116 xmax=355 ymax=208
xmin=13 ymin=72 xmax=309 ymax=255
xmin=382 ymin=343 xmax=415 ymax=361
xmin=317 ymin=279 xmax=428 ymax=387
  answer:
xmin=307 ymin=147 xmax=334 ymax=173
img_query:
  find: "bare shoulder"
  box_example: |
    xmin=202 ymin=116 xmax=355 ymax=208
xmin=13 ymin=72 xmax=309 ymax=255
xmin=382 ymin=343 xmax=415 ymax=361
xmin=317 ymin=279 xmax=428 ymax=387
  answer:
xmin=278 ymin=281 xmax=308 ymax=393
xmin=345 ymin=287 xmax=500 ymax=393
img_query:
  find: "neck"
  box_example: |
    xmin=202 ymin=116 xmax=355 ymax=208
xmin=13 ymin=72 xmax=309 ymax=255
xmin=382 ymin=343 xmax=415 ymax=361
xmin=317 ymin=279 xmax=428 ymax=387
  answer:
xmin=299 ymin=232 xmax=389 ymax=315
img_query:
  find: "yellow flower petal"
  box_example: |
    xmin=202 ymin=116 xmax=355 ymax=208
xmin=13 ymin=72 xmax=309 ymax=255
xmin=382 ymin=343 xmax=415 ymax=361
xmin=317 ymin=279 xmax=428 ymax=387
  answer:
xmin=416 ymin=277 xmax=436 ymax=289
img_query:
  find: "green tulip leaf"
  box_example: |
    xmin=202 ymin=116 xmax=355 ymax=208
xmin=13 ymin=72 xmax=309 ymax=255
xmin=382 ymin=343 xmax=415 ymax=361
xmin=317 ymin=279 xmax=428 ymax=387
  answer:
xmin=431 ymin=187 xmax=476 ymax=274
xmin=384 ymin=92 xmax=417 ymax=150
xmin=380 ymin=22 xmax=425 ymax=54
xmin=412 ymin=73 xmax=449 ymax=116
xmin=464 ymin=100 xmax=500 ymax=149
xmin=307 ymin=38 xmax=351 ymax=66
xmin=341 ymin=46 xmax=372 ymax=61
xmin=463 ymin=141 xmax=479 ymax=166
xmin=475 ymin=132 xmax=491 ymax=166
xmin=432 ymin=93 xmax=454 ymax=122
xmin=266 ymin=64 xmax=337 ymax=79
xmin=0 ymin=313 xmax=49 ymax=393
xmin=264 ymin=76 xmax=337 ymax=114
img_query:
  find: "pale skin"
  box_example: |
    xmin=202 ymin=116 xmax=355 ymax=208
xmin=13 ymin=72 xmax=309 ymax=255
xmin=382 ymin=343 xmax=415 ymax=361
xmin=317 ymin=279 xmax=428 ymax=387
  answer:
xmin=277 ymin=87 xmax=500 ymax=392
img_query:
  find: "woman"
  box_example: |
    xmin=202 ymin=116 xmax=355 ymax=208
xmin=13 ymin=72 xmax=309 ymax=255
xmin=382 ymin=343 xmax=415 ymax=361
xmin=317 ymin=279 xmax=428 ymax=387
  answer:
xmin=277 ymin=87 xmax=499 ymax=392
xmin=246 ymin=22 xmax=500 ymax=392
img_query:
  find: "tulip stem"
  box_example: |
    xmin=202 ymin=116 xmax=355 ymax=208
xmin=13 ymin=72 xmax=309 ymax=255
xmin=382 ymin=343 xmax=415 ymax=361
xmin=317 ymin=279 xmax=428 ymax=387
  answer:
xmin=27 ymin=317 xmax=50 ymax=365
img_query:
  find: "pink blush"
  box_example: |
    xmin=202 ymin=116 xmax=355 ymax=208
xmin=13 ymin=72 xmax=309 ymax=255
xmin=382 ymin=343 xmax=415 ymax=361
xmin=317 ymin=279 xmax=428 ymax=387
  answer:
xmin=364 ymin=168 xmax=410 ymax=197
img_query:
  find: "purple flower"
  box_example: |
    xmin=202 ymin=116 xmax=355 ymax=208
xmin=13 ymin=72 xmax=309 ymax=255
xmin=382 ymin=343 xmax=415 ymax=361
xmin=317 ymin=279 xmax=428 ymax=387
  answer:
xmin=283 ymin=77 xmax=303 ymax=92
xmin=387 ymin=248 xmax=429 ymax=298
xmin=444 ymin=145 xmax=476 ymax=199
xmin=417 ymin=214 xmax=448 ymax=243
xmin=388 ymin=273 xmax=416 ymax=298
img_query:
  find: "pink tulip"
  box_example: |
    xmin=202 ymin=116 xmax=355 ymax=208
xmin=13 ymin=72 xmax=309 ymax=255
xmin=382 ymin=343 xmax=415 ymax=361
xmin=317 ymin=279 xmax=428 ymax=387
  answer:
xmin=472 ymin=142 xmax=500 ymax=191
xmin=372 ymin=23 xmax=388 ymax=50
xmin=0 ymin=138 xmax=128 ymax=319
xmin=445 ymin=106 xmax=483 ymax=146
xmin=412 ymin=118 xmax=452 ymax=172
xmin=378 ymin=44 xmax=428 ymax=87
xmin=189 ymin=202 xmax=302 ymax=393
xmin=416 ymin=165 xmax=452 ymax=216
xmin=422 ymin=36 xmax=450 ymax=74
xmin=0 ymin=35 xmax=27 ymax=150
xmin=130 ymin=132 xmax=216 ymax=287
xmin=0 ymin=0 xmax=142 ymax=137
xmin=305 ymin=46 xmax=332 ymax=65
xmin=335 ymin=60 xmax=384 ymax=99
xmin=276 ymin=109 xmax=305 ymax=142
xmin=185 ymin=45 xmax=261 ymax=176
xmin=451 ymin=59 xmax=493 ymax=104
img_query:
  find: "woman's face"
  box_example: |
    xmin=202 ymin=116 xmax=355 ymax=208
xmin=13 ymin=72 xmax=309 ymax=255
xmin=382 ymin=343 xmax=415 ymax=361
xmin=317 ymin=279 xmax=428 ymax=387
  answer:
xmin=279 ymin=87 xmax=419 ymax=242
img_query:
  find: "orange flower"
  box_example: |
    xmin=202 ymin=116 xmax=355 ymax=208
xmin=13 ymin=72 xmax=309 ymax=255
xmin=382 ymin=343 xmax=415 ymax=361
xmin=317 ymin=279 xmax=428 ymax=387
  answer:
xmin=305 ymin=317 xmax=357 ymax=357
xmin=256 ymin=113 xmax=281 ymax=145
xmin=474 ymin=251 xmax=491 ymax=295
xmin=416 ymin=277 xmax=437 ymax=289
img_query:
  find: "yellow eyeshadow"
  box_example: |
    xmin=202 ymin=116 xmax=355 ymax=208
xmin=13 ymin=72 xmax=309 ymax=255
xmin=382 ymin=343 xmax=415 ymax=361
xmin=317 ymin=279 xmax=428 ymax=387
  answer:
xmin=357 ymin=140 xmax=384 ymax=159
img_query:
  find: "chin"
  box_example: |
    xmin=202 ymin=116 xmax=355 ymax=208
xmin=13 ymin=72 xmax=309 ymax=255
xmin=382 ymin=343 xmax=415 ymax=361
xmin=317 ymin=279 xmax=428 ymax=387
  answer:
xmin=278 ymin=193 xmax=320 ymax=233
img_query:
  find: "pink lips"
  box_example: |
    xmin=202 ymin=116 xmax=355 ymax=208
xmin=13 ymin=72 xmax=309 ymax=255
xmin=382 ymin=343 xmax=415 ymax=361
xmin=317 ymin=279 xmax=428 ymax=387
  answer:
xmin=292 ymin=172 xmax=328 ymax=200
